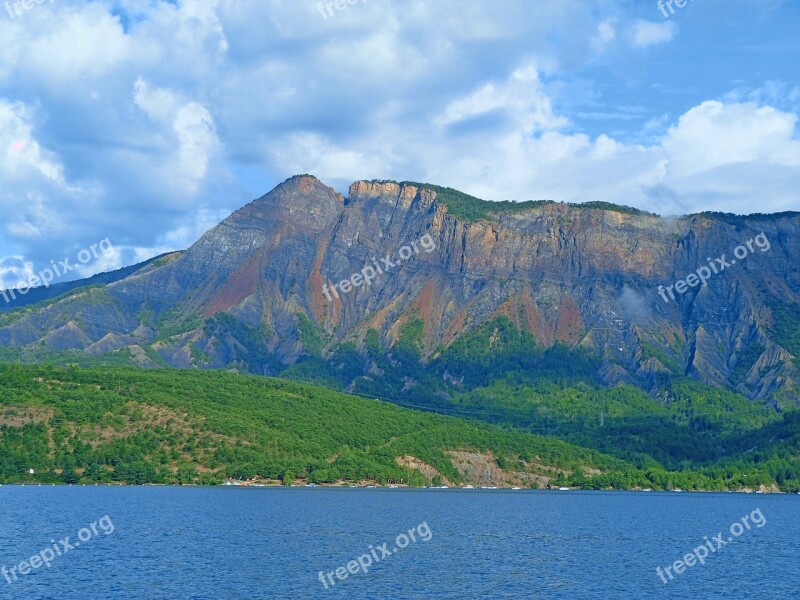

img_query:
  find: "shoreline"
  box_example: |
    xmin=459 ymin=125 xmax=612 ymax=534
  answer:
xmin=1 ymin=481 xmax=796 ymax=494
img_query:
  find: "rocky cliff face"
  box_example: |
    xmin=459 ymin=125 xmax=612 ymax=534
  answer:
xmin=1 ymin=175 xmax=798 ymax=405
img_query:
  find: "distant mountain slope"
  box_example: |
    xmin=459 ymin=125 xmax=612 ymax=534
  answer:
xmin=0 ymin=252 xmax=180 ymax=312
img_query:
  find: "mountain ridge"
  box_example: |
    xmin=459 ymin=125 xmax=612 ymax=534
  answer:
xmin=0 ymin=175 xmax=797 ymax=411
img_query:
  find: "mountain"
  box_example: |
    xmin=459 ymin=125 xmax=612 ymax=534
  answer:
xmin=0 ymin=252 xmax=176 ymax=312
xmin=1 ymin=175 xmax=797 ymax=397
xmin=0 ymin=175 xmax=798 ymax=476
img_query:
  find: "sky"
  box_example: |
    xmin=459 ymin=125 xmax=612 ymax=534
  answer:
xmin=0 ymin=0 xmax=798 ymax=289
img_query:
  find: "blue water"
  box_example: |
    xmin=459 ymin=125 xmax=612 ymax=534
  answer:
xmin=0 ymin=487 xmax=796 ymax=599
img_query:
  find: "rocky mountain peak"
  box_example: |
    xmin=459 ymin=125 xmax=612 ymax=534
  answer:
xmin=348 ymin=180 xmax=438 ymax=209
xmin=0 ymin=176 xmax=797 ymax=406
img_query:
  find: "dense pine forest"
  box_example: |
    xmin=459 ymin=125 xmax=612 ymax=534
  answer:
xmin=1 ymin=364 xmax=798 ymax=491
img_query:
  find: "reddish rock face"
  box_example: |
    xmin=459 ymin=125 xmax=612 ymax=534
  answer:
xmin=0 ymin=175 xmax=798 ymax=404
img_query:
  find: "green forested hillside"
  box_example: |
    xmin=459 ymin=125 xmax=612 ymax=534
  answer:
xmin=276 ymin=316 xmax=800 ymax=489
xmin=313 ymin=317 xmax=790 ymax=469
xmin=0 ymin=364 xmax=628 ymax=487
xmin=0 ymin=364 xmax=797 ymax=491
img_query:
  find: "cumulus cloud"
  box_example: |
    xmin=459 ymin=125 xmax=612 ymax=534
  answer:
xmin=20 ymin=7 xmax=131 ymax=86
xmin=662 ymin=101 xmax=800 ymax=175
xmin=0 ymin=99 xmax=98 ymax=245
xmin=73 ymin=242 xmax=123 ymax=280
xmin=134 ymin=79 xmax=221 ymax=192
xmin=0 ymin=256 xmax=35 ymax=291
xmin=0 ymin=100 xmax=64 ymax=185
xmin=435 ymin=65 xmax=569 ymax=134
xmin=0 ymin=0 xmax=796 ymax=283
xmin=631 ymin=20 xmax=677 ymax=47
xmin=272 ymin=69 xmax=799 ymax=217
xmin=592 ymin=19 xmax=617 ymax=52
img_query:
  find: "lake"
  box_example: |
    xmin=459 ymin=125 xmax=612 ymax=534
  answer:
xmin=0 ymin=487 xmax=796 ymax=598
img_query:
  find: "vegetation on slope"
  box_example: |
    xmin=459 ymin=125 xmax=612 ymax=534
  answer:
xmin=401 ymin=182 xmax=554 ymax=222
xmin=399 ymin=182 xmax=656 ymax=222
xmin=276 ymin=316 xmax=798 ymax=488
xmin=1 ymin=312 xmax=798 ymax=492
xmin=2 ymin=364 xmax=795 ymax=491
xmin=0 ymin=364 xmax=629 ymax=487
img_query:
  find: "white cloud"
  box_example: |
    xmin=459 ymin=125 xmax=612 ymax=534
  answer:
xmin=0 ymin=256 xmax=35 ymax=291
xmin=435 ymin=65 xmax=569 ymax=134
xmin=174 ymin=103 xmax=219 ymax=183
xmin=662 ymin=101 xmax=800 ymax=176
xmin=0 ymin=99 xmax=98 ymax=243
xmin=173 ymin=0 xmax=229 ymax=56
xmin=722 ymin=80 xmax=800 ymax=113
xmin=133 ymin=79 xmax=221 ymax=194
xmin=631 ymin=20 xmax=676 ymax=47
xmin=429 ymin=96 xmax=799 ymax=216
xmin=0 ymin=0 xmax=797 ymax=282
xmin=7 ymin=5 xmax=132 ymax=88
xmin=133 ymin=79 xmax=179 ymax=121
xmin=0 ymin=100 xmax=64 ymax=184
xmin=592 ymin=19 xmax=617 ymax=52
xmin=131 ymin=207 xmax=233 ymax=265
xmin=272 ymin=132 xmax=390 ymax=183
